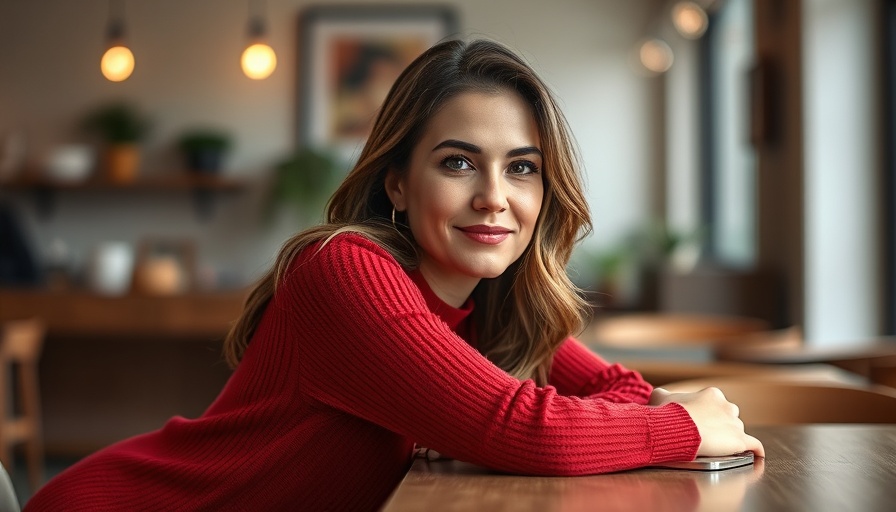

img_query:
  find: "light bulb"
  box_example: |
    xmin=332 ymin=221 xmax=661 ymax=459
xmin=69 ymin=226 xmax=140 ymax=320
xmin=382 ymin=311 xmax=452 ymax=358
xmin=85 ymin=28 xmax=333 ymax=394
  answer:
xmin=639 ymin=39 xmax=674 ymax=74
xmin=672 ymin=1 xmax=709 ymax=39
xmin=241 ymin=43 xmax=277 ymax=80
xmin=101 ymin=45 xmax=135 ymax=82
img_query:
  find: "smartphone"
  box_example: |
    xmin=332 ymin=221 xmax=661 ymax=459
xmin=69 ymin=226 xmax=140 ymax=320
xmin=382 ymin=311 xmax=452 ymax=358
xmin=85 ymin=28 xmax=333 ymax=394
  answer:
xmin=649 ymin=451 xmax=754 ymax=471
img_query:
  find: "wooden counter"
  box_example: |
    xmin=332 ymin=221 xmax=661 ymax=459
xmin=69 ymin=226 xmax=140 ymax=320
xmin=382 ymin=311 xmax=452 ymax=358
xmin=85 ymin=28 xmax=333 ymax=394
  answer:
xmin=0 ymin=288 xmax=247 ymax=339
xmin=0 ymin=287 xmax=248 ymax=456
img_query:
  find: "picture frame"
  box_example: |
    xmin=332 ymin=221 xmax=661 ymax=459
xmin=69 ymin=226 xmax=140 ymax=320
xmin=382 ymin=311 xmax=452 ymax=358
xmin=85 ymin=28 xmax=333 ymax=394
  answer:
xmin=296 ymin=4 xmax=459 ymax=159
xmin=132 ymin=237 xmax=197 ymax=296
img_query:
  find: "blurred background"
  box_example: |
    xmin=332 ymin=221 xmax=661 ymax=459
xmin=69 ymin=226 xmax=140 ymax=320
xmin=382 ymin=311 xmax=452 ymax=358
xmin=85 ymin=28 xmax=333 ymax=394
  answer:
xmin=0 ymin=0 xmax=893 ymax=502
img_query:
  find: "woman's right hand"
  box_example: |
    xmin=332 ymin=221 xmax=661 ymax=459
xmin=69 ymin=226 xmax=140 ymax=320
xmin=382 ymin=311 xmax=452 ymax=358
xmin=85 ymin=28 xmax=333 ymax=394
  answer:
xmin=652 ymin=387 xmax=765 ymax=458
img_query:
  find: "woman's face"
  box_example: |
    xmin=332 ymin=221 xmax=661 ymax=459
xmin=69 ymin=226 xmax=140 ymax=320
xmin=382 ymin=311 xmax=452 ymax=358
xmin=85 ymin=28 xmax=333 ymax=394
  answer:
xmin=386 ymin=89 xmax=544 ymax=306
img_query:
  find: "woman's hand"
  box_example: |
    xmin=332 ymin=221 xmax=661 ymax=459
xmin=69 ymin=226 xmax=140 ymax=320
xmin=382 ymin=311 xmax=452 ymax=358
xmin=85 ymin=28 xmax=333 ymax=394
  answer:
xmin=648 ymin=387 xmax=674 ymax=406
xmin=650 ymin=387 xmax=765 ymax=458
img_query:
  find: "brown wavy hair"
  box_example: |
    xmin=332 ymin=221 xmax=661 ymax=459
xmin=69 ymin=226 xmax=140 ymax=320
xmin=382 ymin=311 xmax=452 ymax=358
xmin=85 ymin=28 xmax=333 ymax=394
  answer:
xmin=223 ymin=39 xmax=592 ymax=385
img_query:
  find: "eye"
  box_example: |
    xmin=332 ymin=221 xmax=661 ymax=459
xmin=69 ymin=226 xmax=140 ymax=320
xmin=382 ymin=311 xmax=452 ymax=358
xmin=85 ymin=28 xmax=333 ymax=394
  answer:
xmin=508 ymin=160 xmax=540 ymax=175
xmin=442 ymin=155 xmax=473 ymax=172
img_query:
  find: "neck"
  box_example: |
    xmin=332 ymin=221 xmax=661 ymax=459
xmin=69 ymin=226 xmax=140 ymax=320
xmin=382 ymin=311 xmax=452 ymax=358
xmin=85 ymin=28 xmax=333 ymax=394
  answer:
xmin=417 ymin=263 xmax=479 ymax=308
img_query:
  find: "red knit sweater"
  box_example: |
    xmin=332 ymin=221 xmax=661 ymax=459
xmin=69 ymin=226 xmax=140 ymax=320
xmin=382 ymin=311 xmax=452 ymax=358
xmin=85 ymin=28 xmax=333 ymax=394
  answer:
xmin=25 ymin=234 xmax=699 ymax=511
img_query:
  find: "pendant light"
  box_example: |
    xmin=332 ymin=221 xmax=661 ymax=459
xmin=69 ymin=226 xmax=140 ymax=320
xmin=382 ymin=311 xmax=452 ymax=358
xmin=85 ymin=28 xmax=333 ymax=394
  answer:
xmin=241 ymin=0 xmax=277 ymax=80
xmin=671 ymin=1 xmax=709 ymax=40
xmin=100 ymin=0 xmax=135 ymax=82
xmin=639 ymin=38 xmax=674 ymax=74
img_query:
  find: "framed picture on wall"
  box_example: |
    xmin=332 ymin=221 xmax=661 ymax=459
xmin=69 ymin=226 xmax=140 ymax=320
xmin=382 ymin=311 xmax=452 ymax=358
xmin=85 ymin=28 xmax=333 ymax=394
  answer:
xmin=297 ymin=4 xmax=459 ymax=160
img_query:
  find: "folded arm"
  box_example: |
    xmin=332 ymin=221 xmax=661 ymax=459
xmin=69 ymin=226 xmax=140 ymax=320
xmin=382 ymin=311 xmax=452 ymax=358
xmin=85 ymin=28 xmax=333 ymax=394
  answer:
xmin=283 ymin=235 xmax=699 ymax=475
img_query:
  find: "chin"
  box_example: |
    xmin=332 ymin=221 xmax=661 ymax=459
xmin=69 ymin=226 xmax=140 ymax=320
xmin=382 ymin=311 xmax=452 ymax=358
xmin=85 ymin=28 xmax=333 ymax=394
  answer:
xmin=466 ymin=261 xmax=515 ymax=280
xmin=452 ymin=250 xmax=526 ymax=280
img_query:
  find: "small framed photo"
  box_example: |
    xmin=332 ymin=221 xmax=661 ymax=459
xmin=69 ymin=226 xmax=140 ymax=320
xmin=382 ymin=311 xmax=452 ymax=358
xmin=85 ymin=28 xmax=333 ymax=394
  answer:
xmin=296 ymin=4 xmax=459 ymax=159
xmin=132 ymin=237 xmax=197 ymax=296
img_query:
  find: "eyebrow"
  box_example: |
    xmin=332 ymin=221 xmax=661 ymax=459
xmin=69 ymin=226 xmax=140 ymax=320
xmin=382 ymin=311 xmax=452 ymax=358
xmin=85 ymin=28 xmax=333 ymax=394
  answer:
xmin=432 ymin=139 xmax=543 ymax=159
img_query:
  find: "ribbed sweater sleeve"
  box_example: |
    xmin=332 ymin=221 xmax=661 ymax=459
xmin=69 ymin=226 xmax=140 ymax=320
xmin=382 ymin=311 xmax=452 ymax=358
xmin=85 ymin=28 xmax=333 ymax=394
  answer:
xmin=286 ymin=234 xmax=700 ymax=475
xmin=550 ymin=337 xmax=654 ymax=404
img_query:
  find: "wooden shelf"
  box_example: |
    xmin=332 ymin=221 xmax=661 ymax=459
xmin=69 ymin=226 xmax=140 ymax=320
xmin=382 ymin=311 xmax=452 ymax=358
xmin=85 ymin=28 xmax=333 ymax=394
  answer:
xmin=0 ymin=287 xmax=249 ymax=339
xmin=0 ymin=173 xmax=246 ymax=191
xmin=0 ymin=172 xmax=249 ymax=219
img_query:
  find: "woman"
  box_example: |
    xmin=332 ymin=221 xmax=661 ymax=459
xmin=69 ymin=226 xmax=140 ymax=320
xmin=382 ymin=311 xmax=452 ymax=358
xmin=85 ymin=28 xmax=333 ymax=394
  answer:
xmin=26 ymin=39 xmax=762 ymax=512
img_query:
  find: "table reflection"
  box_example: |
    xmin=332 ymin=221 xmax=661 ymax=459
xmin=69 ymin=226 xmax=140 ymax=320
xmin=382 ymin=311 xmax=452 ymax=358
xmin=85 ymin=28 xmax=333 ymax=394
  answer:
xmin=384 ymin=426 xmax=896 ymax=512
xmin=400 ymin=456 xmax=765 ymax=512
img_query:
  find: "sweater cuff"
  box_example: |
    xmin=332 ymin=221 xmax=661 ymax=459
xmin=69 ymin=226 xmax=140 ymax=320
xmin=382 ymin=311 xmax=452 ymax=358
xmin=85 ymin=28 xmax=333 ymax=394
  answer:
xmin=646 ymin=403 xmax=701 ymax=463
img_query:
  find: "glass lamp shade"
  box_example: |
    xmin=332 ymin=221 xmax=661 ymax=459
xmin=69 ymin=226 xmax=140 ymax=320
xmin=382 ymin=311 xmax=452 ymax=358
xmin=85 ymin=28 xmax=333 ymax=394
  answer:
xmin=639 ymin=39 xmax=674 ymax=74
xmin=241 ymin=43 xmax=277 ymax=80
xmin=101 ymin=45 xmax=135 ymax=82
xmin=672 ymin=1 xmax=709 ymax=39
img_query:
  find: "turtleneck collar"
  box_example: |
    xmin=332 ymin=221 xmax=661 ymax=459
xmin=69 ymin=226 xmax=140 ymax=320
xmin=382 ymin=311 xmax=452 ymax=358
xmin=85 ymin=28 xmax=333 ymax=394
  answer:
xmin=406 ymin=268 xmax=474 ymax=331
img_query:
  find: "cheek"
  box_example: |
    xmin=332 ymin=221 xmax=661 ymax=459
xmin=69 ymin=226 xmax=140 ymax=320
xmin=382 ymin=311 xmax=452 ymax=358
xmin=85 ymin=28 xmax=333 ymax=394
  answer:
xmin=406 ymin=179 xmax=460 ymax=231
xmin=516 ymin=187 xmax=544 ymax=232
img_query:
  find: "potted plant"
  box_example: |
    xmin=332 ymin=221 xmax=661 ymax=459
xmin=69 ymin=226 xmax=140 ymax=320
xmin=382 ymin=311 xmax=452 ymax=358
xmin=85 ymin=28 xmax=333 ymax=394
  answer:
xmin=266 ymin=147 xmax=343 ymax=225
xmin=176 ymin=129 xmax=233 ymax=174
xmin=82 ymin=102 xmax=151 ymax=183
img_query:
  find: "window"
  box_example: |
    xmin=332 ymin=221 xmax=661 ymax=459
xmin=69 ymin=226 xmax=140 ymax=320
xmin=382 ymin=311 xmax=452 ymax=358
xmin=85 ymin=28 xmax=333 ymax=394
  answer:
xmin=701 ymin=0 xmax=756 ymax=267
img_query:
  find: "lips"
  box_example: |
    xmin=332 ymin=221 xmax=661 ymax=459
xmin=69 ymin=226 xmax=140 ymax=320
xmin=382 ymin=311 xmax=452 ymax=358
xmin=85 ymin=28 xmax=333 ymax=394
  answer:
xmin=456 ymin=225 xmax=512 ymax=245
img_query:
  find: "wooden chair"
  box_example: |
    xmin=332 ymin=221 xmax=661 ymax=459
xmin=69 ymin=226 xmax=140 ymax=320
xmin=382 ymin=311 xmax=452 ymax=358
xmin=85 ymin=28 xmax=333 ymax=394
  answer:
xmin=662 ymin=376 xmax=896 ymax=425
xmin=869 ymin=356 xmax=896 ymax=389
xmin=587 ymin=313 xmax=771 ymax=349
xmin=0 ymin=319 xmax=45 ymax=492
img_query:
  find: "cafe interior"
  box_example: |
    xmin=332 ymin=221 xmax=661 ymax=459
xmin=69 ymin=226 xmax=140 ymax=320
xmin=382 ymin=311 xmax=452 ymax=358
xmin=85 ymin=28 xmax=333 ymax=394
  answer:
xmin=1 ymin=0 xmax=895 ymax=510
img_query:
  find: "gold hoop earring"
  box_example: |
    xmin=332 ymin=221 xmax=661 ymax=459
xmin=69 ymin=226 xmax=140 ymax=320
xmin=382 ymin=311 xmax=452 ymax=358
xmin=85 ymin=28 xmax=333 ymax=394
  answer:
xmin=392 ymin=207 xmax=397 ymax=228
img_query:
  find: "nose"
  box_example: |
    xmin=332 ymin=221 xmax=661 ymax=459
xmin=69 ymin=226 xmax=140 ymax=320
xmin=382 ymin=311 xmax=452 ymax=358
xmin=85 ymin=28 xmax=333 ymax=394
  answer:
xmin=472 ymin=170 xmax=509 ymax=213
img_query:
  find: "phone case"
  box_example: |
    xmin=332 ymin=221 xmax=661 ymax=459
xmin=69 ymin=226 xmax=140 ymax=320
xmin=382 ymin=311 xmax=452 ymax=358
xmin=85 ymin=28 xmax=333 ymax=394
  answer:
xmin=648 ymin=451 xmax=755 ymax=471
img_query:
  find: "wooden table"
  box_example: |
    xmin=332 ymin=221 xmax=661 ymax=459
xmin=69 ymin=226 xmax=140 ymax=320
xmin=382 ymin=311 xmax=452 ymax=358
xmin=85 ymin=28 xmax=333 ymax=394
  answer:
xmin=716 ymin=339 xmax=896 ymax=387
xmin=716 ymin=338 xmax=896 ymax=365
xmin=613 ymin=359 xmax=861 ymax=387
xmin=382 ymin=425 xmax=896 ymax=512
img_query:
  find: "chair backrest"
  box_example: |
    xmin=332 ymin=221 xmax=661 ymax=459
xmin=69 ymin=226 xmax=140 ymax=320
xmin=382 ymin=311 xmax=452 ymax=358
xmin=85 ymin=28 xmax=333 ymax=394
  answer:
xmin=0 ymin=461 xmax=19 ymax=512
xmin=662 ymin=377 xmax=896 ymax=425
xmin=589 ymin=313 xmax=771 ymax=349
xmin=869 ymin=356 xmax=896 ymax=389
xmin=0 ymin=318 xmax=45 ymax=495
xmin=0 ymin=318 xmax=45 ymax=363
